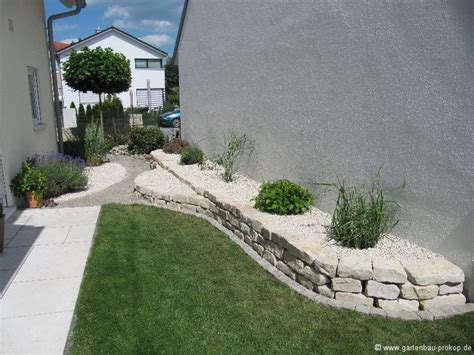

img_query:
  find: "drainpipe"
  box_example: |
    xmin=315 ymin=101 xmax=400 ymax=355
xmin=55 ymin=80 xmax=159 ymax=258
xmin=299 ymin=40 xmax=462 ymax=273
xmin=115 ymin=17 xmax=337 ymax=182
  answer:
xmin=47 ymin=0 xmax=87 ymax=153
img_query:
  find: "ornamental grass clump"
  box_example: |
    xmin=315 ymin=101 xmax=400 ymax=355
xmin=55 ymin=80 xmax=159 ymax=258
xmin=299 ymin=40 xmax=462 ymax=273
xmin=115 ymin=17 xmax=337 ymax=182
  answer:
xmin=31 ymin=153 xmax=88 ymax=198
xmin=213 ymin=132 xmax=255 ymax=183
xmin=254 ymin=179 xmax=314 ymax=215
xmin=328 ymin=175 xmax=403 ymax=249
xmin=180 ymin=145 xmax=204 ymax=165
xmin=84 ymin=122 xmax=107 ymax=166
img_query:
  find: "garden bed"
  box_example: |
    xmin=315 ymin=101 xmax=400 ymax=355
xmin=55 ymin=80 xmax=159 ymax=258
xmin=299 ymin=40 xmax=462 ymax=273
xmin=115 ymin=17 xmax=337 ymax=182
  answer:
xmin=133 ymin=150 xmax=472 ymax=320
xmin=55 ymin=162 xmax=126 ymax=202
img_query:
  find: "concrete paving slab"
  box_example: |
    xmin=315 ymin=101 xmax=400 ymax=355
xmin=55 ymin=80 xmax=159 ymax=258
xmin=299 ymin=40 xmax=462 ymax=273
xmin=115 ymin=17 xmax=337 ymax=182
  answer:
xmin=6 ymin=226 xmax=70 ymax=247
xmin=0 ymin=206 xmax=99 ymax=354
xmin=0 ymin=311 xmax=73 ymax=354
xmin=14 ymin=242 xmax=92 ymax=282
xmin=1 ymin=276 xmax=81 ymax=318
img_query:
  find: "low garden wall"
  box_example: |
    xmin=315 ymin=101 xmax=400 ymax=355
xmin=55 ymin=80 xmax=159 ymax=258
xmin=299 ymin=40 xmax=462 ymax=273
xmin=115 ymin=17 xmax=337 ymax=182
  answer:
xmin=134 ymin=150 xmax=473 ymax=320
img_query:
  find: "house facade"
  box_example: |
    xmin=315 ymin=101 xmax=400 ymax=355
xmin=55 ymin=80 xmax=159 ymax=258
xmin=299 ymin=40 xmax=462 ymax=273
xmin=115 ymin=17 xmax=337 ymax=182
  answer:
xmin=174 ymin=0 xmax=473 ymax=298
xmin=0 ymin=0 xmax=60 ymax=210
xmin=57 ymin=27 xmax=168 ymax=109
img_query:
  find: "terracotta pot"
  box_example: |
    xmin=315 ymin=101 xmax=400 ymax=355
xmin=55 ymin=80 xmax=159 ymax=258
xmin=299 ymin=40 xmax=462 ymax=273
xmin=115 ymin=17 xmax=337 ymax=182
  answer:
xmin=0 ymin=216 xmax=4 ymax=253
xmin=26 ymin=191 xmax=43 ymax=208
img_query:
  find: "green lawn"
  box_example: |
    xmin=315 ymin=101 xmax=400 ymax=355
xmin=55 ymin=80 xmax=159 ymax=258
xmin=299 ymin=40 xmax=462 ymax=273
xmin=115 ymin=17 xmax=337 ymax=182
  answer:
xmin=71 ymin=204 xmax=474 ymax=354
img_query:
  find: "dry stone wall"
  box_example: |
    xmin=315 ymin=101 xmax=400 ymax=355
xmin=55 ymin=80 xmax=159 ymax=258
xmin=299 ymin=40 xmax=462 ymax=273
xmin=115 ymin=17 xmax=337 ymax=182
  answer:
xmin=133 ymin=150 xmax=474 ymax=320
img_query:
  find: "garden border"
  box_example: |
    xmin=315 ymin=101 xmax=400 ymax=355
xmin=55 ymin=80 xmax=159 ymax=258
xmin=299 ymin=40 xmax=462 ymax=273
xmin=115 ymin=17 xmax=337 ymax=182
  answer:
xmin=133 ymin=151 xmax=474 ymax=321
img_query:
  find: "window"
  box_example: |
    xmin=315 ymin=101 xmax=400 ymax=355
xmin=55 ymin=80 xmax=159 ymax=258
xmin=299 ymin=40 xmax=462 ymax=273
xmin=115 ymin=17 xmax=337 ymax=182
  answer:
xmin=27 ymin=67 xmax=42 ymax=126
xmin=134 ymin=58 xmax=162 ymax=69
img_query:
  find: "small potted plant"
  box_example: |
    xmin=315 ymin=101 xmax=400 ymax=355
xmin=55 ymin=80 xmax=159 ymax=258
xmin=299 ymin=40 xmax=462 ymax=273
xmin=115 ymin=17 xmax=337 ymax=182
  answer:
xmin=11 ymin=161 xmax=46 ymax=208
xmin=0 ymin=201 xmax=4 ymax=253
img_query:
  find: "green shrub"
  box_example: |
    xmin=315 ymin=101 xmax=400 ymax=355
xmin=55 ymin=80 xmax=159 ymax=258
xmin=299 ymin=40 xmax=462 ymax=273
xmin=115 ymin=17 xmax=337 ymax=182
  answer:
xmin=254 ymin=179 xmax=314 ymax=215
xmin=163 ymin=138 xmax=189 ymax=154
xmin=64 ymin=137 xmax=84 ymax=158
xmin=328 ymin=176 xmax=402 ymax=249
xmin=10 ymin=161 xmax=46 ymax=197
xmin=77 ymin=104 xmax=87 ymax=139
xmin=86 ymin=104 xmax=93 ymax=122
xmin=213 ymin=132 xmax=255 ymax=182
xmin=32 ymin=153 xmax=88 ymax=198
xmin=180 ymin=145 xmax=204 ymax=165
xmin=128 ymin=127 xmax=166 ymax=154
xmin=84 ymin=122 xmax=107 ymax=166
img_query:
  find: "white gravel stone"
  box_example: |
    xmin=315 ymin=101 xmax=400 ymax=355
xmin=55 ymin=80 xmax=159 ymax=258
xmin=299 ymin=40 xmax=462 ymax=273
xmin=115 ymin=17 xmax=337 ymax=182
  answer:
xmin=400 ymin=282 xmax=439 ymax=300
xmin=403 ymin=258 xmax=465 ymax=286
xmin=56 ymin=162 xmax=126 ymax=202
xmin=332 ymin=278 xmax=362 ymax=293
xmin=337 ymin=256 xmax=373 ymax=280
xmin=335 ymin=292 xmax=373 ymax=307
xmin=420 ymin=294 xmax=466 ymax=310
xmin=365 ymin=280 xmax=400 ymax=300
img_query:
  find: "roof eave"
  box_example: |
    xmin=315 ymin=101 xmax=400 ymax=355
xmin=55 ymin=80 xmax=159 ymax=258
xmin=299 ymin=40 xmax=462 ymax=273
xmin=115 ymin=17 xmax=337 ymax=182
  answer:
xmin=56 ymin=26 xmax=168 ymax=57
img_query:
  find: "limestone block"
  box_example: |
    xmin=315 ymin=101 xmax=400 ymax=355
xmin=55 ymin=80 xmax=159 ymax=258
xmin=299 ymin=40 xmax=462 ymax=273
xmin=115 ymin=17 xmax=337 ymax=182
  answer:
xmin=337 ymin=256 xmax=373 ymax=280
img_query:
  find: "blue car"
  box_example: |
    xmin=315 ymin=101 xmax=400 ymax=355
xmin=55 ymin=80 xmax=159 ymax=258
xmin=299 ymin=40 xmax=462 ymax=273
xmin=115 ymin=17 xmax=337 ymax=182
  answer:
xmin=159 ymin=109 xmax=181 ymax=128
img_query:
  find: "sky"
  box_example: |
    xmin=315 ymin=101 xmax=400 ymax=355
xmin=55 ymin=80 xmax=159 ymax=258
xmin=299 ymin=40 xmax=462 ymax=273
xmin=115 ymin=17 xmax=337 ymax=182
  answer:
xmin=44 ymin=0 xmax=185 ymax=56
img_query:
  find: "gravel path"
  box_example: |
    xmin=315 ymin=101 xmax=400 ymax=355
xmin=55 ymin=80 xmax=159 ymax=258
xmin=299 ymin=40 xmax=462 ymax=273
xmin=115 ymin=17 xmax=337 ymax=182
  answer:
xmin=56 ymin=155 xmax=152 ymax=208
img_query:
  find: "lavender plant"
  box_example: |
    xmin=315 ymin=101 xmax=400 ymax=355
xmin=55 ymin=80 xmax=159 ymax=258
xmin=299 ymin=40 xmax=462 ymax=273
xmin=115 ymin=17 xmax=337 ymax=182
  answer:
xmin=30 ymin=153 xmax=88 ymax=198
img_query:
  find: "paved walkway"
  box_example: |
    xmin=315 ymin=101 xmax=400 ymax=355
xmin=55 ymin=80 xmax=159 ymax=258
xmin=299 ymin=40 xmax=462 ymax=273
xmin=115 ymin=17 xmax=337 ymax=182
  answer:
xmin=0 ymin=206 xmax=100 ymax=354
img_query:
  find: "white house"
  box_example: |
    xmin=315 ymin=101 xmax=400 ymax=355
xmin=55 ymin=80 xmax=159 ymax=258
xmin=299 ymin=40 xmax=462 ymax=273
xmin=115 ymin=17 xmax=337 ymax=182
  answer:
xmin=57 ymin=27 xmax=168 ymax=109
xmin=0 ymin=0 xmax=72 ymax=211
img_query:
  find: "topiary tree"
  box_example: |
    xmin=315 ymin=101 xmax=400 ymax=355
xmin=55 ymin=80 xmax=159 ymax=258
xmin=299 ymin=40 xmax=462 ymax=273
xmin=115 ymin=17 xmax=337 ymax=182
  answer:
xmin=63 ymin=46 xmax=131 ymax=142
xmin=63 ymin=47 xmax=131 ymax=104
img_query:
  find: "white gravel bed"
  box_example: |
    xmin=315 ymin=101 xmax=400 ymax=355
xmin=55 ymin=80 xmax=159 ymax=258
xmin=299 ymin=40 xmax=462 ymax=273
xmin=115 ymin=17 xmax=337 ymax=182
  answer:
xmin=55 ymin=162 xmax=127 ymax=202
xmin=134 ymin=168 xmax=196 ymax=196
xmin=155 ymin=150 xmax=442 ymax=261
xmin=166 ymin=158 xmax=261 ymax=204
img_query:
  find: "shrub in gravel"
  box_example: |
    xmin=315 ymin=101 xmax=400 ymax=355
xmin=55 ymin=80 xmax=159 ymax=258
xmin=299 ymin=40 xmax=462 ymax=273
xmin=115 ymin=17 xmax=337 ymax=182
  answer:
xmin=327 ymin=175 xmax=403 ymax=249
xmin=163 ymin=138 xmax=189 ymax=154
xmin=180 ymin=146 xmax=204 ymax=165
xmin=254 ymin=179 xmax=314 ymax=215
xmin=31 ymin=153 xmax=88 ymax=198
xmin=128 ymin=127 xmax=166 ymax=155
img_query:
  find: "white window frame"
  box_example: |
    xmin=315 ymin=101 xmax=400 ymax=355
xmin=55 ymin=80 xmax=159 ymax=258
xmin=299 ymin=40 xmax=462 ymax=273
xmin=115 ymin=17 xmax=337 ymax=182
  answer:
xmin=27 ymin=67 xmax=42 ymax=126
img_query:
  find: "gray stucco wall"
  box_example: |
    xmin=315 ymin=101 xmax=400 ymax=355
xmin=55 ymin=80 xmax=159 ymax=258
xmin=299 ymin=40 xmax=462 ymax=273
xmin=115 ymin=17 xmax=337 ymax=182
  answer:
xmin=177 ymin=0 xmax=473 ymax=292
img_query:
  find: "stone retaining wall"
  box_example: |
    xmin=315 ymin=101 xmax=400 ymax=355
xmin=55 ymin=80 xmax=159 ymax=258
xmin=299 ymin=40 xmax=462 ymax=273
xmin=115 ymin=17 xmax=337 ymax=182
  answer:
xmin=134 ymin=151 xmax=474 ymax=320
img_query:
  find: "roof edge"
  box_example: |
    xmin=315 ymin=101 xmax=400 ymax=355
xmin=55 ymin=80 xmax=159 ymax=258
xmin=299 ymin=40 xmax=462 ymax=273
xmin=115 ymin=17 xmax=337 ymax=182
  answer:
xmin=56 ymin=26 xmax=168 ymax=57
